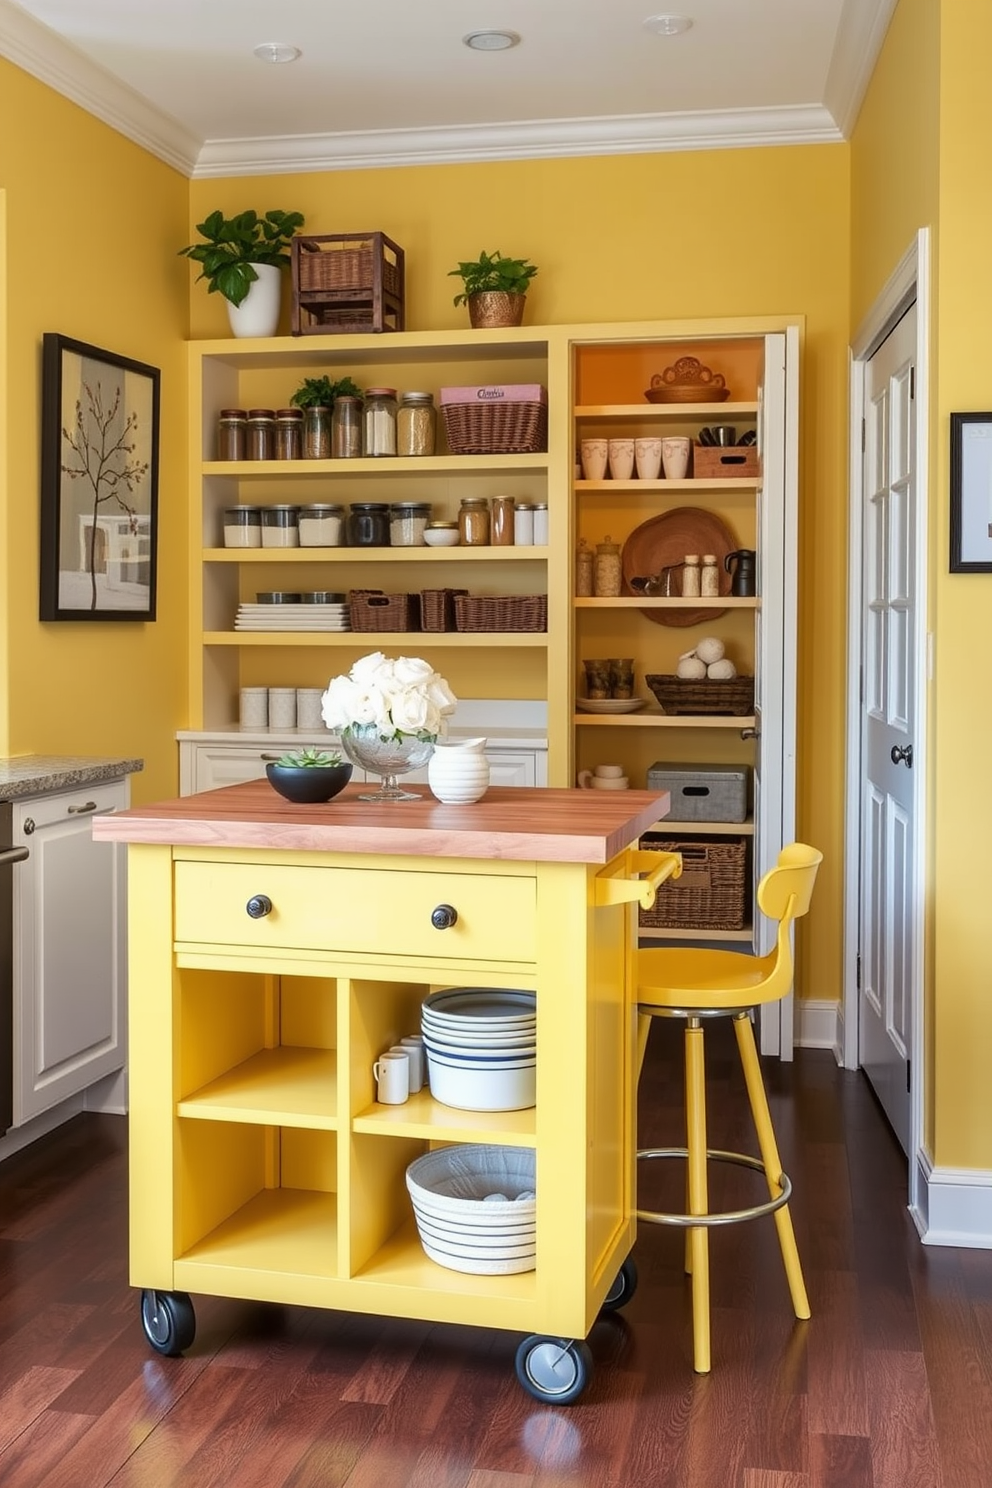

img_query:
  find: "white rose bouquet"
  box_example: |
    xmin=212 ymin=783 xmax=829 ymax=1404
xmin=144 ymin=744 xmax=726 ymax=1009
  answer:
xmin=321 ymin=652 xmax=458 ymax=742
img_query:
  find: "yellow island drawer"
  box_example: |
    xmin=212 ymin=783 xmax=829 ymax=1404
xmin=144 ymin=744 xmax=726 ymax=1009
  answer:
xmin=174 ymin=860 xmax=536 ymax=962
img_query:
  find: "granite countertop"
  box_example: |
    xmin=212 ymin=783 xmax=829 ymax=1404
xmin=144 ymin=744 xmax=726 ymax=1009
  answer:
xmin=0 ymin=755 xmax=144 ymax=800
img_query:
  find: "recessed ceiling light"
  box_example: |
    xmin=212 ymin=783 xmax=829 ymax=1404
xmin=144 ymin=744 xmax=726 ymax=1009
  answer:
xmin=253 ymin=42 xmax=302 ymax=64
xmin=463 ymin=30 xmax=520 ymax=52
xmin=643 ymin=14 xmax=693 ymax=36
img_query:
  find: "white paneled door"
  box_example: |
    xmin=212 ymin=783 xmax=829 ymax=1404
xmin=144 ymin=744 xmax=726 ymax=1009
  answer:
xmin=858 ymin=304 xmax=918 ymax=1153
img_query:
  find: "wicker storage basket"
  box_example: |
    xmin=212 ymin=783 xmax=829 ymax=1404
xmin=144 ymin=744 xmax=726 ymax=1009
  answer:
xmin=291 ymin=232 xmax=405 ymax=335
xmin=348 ymin=590 xmax=420 ymax=632
xmin=645 ymin=674 xmax=755 ymax=716
xmin=440 ymin=385 xmax=548 ymax=455
xmin=453 ymin=594 xmax=547 ymax=633
xmin=639 ymin=835 xmax=749 ymax=931
xmin=420 ymin=588 xmax=469 ymax=633
xmin=692 ymin=445 xmax=760 ymax=479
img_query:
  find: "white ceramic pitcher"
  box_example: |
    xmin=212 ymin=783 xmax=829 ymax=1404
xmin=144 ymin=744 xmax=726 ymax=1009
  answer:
xmin=427 ymin=737 xmax=490 ymax=804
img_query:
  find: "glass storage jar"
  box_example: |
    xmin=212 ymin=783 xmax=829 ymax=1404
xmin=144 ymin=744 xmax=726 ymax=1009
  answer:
xmin=491 ymin=494 xmax=516 ymax=546
xmin=362 ymin=388 xmax=398 ymax=457
xmin=274 ymin=408 xmax=303 ymax=461
xmin=701 ymin=553 xmax=720 ymax=597
xmin=681 ymin=554 xmax=701 ymax=597
xmin=396 ymin=392 xmax=436 ymax=456
xmin=331 ymin=395 xmax=362 ymax=459
xmin=458 ymin=497 xmax=491 ymax=546
xmin=260 ymin=505 xmax=300 ymax=548
xmin=223 ymin=505 xmax=262 ymax=548
xmin=513 ymin=502 xmax=534 ymax=545
xmin=298 ymin=503 xmax=345 ymax=547
xmin=217 ymin=408 xmax=247 ymax=461
xmin=348 ymin=502 xmax=391 ymax=547
xmin=593 ymin=536 xmax=622 ymax=597
xmin=246 ymin=408 xmax=276 ymax=461
xmin=532 ymin=503 xmax=549 ymax=546
xmin=303 ymin=405 xmax=331 ymax=460
xmin=390 ymin=502 xmax=431 ymax=546
xmin=575 ymin=538 xmax=594 ymax=596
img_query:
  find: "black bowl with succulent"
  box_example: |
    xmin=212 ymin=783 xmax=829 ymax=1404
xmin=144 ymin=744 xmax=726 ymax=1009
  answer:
xmin=265 ymin=748 xmax=353 ymax=804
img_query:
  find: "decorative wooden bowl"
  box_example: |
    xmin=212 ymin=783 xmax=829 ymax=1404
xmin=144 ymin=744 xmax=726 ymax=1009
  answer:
xmin=644 ymin=357 xmax=731 ymax=404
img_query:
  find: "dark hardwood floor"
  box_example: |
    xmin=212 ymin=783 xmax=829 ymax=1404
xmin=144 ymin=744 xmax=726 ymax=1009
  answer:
xmin=1 ymin=1021 xmax=988 ymax=1487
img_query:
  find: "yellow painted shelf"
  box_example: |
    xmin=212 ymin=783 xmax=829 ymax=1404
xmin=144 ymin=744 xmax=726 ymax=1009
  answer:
xmin=573 ymin=712 xmax=755 ymax=729
xmin=649 ymin=819 xmax=755 ymax=837
xmin=574 ymin=402 xmax=759 ymax=419
xmin=177 ymin=1187 xmax=337 ymax=1279
xmin=574 ymin=478 xmax=760 ymax=493
xmin=206 ymin=632 xmax=549 ymax=648
xmin=573 ymin=597 xmax=757 ymax=610
xmin=205 ymin=547 xmax=550 ymax=563
xmin=353 ymin=1087 xmax=536 ymax=1145
xmin=352 ymin=1217 xmax=537 ymax=1305
xmin=178 ymin=1047 xmax=337 ymax=1129
xmin=203 ymin=454 xmax=551 ymax=477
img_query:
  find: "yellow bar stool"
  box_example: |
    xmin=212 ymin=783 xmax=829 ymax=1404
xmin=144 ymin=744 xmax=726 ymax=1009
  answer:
xmin=635 ymin=842 xmax=823 ymax=1374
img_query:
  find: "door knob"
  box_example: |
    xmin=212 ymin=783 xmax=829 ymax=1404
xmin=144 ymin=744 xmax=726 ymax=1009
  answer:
xmin=890 ymin=744 xmax=913 ymax=768
xmin=246 ymin=894 xmax=273 ymax=919
xmin=431 ymin=904 xmax=458 ymax=930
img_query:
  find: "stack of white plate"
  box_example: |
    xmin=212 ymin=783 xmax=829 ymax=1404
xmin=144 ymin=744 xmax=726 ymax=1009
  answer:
xmin=406 ymin=1143 xmax=536 ymax=1275
xmin=234 ymin=600 xmax=351 ymax=632
xmin=421 ymin=988 xmax=536 ymax=1112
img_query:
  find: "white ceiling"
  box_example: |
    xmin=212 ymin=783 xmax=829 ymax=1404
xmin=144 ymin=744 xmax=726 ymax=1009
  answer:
xmin=0 ymin=0 xmax=897 ymax=178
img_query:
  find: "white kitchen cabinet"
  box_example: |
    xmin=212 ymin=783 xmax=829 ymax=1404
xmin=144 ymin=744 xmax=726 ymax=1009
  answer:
xmin=12 ymin=778 xmax=128 ymax=1125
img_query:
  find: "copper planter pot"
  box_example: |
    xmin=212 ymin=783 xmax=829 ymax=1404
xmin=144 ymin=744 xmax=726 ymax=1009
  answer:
xmin=467 ymin=291 xmax=527 ymax=329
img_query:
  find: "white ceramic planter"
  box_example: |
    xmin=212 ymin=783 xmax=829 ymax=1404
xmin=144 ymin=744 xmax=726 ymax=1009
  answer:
xmin=427 ymin=737 xmax=490 ymax=804
xmin=226 ymin=263 xmax=282 ymax=338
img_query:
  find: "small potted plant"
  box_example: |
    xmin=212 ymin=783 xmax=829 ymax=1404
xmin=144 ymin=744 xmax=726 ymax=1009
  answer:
xmin=288 ymin=375 xmax=364 ymax=409
xmin=178 ymin=208 xmax=305 ymax=337
xmin=448 ymin=250 xmax=538 ymax=329
xmin=265 ymin=747 xmax=352 ymax=804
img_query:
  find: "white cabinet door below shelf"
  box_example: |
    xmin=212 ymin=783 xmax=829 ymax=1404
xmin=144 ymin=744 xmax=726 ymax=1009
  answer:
xmin=13 ymin=779 xmax=128 ymax=1126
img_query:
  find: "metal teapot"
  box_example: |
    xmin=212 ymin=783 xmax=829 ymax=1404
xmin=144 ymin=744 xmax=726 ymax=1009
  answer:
xmin=724 ymin=549 xmax=756 ymax=597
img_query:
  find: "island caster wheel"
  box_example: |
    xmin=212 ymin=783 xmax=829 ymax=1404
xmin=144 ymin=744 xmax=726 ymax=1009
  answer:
xmin=600 ymin=1255 xmax=638 ymax=1313
xmin=140 ymin=1289 xmax=196 ymax=1357
xmin=515 ymin=1334 xmax=593 ymax=1405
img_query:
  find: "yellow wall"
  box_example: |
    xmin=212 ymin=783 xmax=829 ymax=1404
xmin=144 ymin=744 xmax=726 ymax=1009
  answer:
xmin=930 ymin=2 xmax=992 ymax=1168
xmin=0 ymin=59 xmax=189 ymax=803
xmin=189 ymin=147 xmax=851 ymax=1001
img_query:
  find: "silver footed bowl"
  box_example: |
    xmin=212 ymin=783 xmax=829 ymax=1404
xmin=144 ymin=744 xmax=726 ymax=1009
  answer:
xmin=340 ymin=724 xmax=435 ymax=801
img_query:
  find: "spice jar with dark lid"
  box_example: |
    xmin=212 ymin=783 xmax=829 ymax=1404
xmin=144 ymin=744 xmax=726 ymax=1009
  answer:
xmin=260 ymin=504 xmax=300 ymax=548
xmin=246 ymin=408 xmax=276 ymax=461
xmin=217 ymin=408 xmax=247 ymax=461
xmin=274 ymin=407 xmax=303 ymax=461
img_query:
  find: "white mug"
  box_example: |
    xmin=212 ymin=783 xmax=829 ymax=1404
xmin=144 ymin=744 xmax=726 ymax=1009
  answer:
xmin=634 ymin=436 xmax=662 ymax=481
xmin=373 ymin=1049 xmax=409 ymax=1104
xmin=607 ymin=438 xmax=635 ymax=482
xmin=396 ymin=1037 xmax=426 ymax=1093
xmin=580 ymin=438 xmax=608 ymax=481
xmin=662 ymin=436 xmax=691 ymax=481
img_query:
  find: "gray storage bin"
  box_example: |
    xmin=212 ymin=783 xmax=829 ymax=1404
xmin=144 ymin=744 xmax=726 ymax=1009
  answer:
xmin=647 ymin=761 xmax=749 ymax=823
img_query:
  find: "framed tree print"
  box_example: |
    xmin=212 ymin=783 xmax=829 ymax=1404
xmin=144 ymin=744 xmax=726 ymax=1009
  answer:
xmin=949 ymin=411 xmax=992 ymax=573
xmin=40 ymin=333 xmax=160 ymax=620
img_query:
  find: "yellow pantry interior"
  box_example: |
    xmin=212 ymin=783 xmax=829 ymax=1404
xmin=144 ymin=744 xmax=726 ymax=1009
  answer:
xmin=1 ymin=0 xmax=990 ymax=1211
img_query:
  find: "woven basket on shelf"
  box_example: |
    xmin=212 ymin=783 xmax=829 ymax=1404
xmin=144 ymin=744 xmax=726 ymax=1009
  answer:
xmin=440 ymin=386 xmax=548 ymax=455
xmin=348 ymin=590 xmax=420 ymax=632
xmin=645 ymin=674 xmax=755 ymax=716
xmin=420 ymin=589 xmax=469 ymax=633
xmin=639 ymin=835 xmax=749 ymax=931
xmin=453 ymin=594 xmax=547 ymax=633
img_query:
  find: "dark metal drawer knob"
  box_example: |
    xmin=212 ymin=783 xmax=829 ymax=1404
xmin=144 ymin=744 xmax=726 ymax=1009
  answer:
xmin=246 ymin=894 xmax=273 ymax=919
xmin=431 ymin=904 xmax=458 ymax=930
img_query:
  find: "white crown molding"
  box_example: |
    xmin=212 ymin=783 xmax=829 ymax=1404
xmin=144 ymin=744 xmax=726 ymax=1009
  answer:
xmin=0 ymin=0 xmax=200 ymax=175
xmin=823 ymin=0 xmax=900 ymax=136
xmin=194 ymin=104 xmax=843 ymax=179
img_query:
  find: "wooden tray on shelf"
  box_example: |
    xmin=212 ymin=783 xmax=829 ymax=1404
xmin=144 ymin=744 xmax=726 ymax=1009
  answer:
xmin=620 ymin=507 xmax=736 ymax=627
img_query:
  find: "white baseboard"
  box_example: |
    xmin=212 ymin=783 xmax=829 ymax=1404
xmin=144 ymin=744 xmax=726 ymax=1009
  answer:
xmin=912 ymin=1149 xmax=992 ymax=1248
xmin=796 ymin=998 xmax=843 ymax=1063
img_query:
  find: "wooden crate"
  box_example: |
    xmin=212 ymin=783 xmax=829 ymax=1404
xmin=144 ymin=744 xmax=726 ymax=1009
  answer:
xmin=291 ymin=232 xmax=405 ymax=335
xmin=692 ymin=445 xmax=760 ymax=479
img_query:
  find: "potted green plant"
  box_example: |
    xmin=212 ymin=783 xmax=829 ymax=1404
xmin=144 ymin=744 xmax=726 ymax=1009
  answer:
xmin=178 ymin=208 xmax=305 ymax=338
xmin=448 ymin=250 xmax=539 ymax=329
xmin=265 ymin=747 xmax=353 ymax=804
xmin=288 ymin=375 xmax=364 ymax=408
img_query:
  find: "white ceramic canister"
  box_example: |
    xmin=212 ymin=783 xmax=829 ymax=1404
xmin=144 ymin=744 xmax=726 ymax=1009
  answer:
xmin=427 ymin=738 xmax=490 ymax=804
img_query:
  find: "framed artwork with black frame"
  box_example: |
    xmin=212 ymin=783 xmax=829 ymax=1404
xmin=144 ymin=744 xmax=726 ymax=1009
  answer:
xmin=40 ymin=333 xmax=160 ymax=620
xmin=949 ymin=411 xmax=992 ymax=573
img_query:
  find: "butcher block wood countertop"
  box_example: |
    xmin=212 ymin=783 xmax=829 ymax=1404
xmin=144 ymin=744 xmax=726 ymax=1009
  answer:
xmin=92 ymin=780 xmax=670 ymax=865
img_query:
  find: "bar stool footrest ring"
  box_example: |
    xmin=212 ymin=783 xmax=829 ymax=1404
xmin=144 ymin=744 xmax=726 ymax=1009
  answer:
xmin=636 ymin=1146 xmax=792 ymax=1228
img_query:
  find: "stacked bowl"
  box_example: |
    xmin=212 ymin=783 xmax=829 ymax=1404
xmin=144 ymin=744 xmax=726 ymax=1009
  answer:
xmin=421 ymin=988 xmax=536 ymax=1112
xmin=406 ymin=1143 xmax=536 ymax=1274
